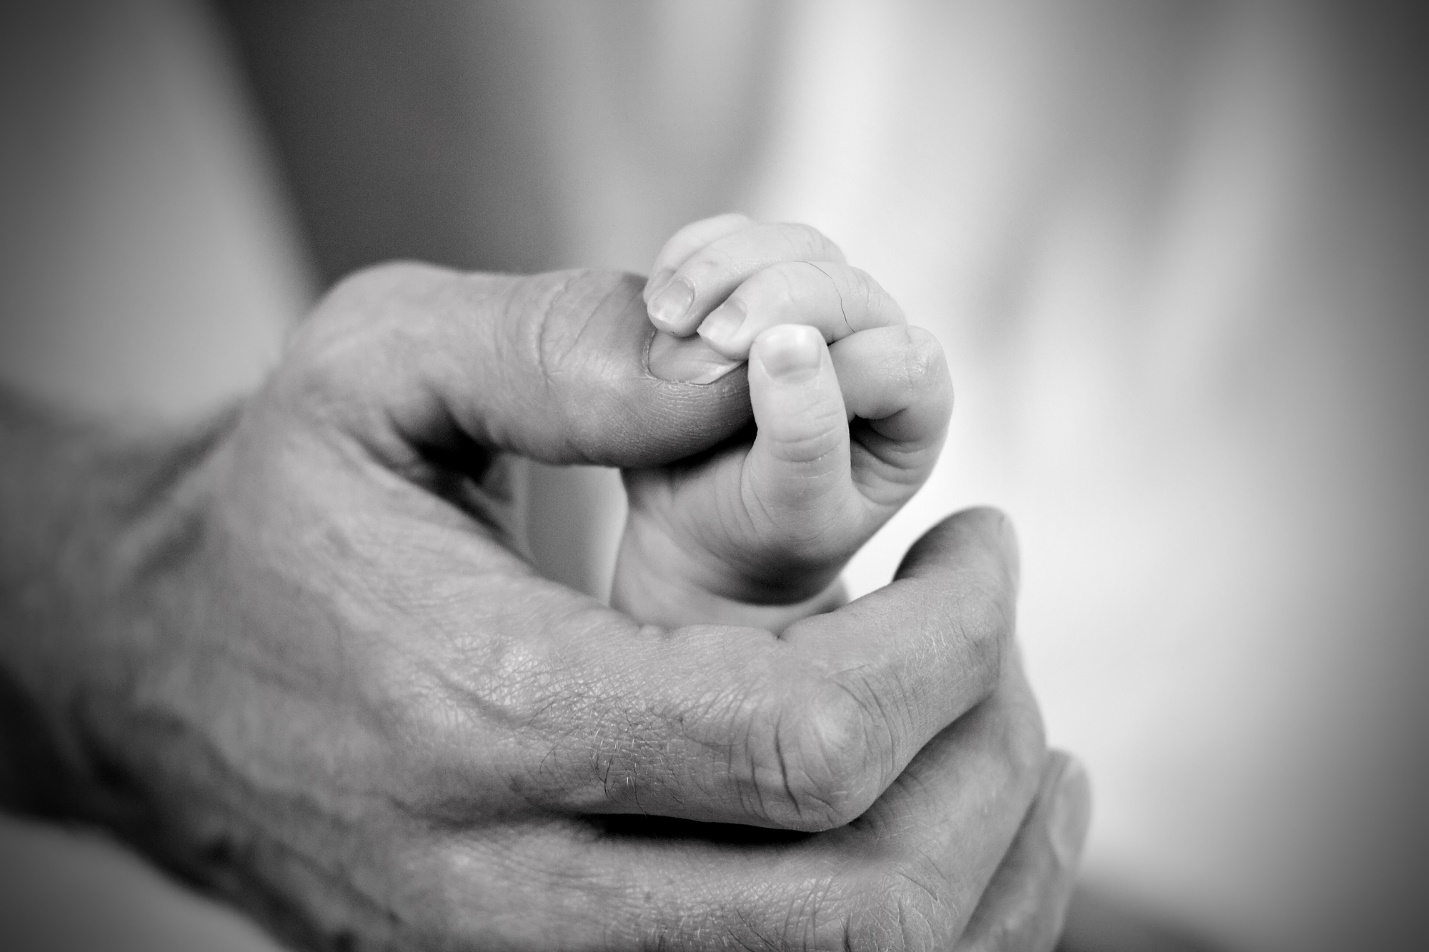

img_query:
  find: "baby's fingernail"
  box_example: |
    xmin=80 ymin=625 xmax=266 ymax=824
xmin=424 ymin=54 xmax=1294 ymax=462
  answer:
xmin=648 ymin=330 xmax=743 ymax=384
xmin=648 ymin=275 xmax=694 ymax=332
xmin=643 ymin=269 xmax=673 ymax=303
xmin=756 ymin=325 xmax=822 ymax=382
xmin=697 ymin=301 xmax=746 ymax=354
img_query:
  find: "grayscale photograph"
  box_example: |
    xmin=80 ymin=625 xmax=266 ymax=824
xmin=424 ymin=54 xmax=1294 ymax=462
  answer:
xmin=0 ymin=2 xmax=1425 ymax=950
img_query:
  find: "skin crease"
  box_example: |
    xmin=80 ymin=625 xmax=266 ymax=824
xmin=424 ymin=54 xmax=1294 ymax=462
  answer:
xmin=0 ymin=262 xmax=1090 ymax=950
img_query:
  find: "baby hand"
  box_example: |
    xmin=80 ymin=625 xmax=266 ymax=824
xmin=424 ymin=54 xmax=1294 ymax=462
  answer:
xmin=613 ymin=214 xmax=953 ymax=631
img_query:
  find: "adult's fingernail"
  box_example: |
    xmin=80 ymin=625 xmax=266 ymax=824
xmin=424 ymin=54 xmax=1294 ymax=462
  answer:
xmin=648 ymin=330 xmax=743 ymax=384
xmin=1048 ymin=756 xmax=1092 ymax=870
xmin=697 ymin=300 xmax=747 ymax=355
xmin=755 ymin=325 xmax=822 ymax=382
xmin=648 ymin=275 xmax=694 ymax=332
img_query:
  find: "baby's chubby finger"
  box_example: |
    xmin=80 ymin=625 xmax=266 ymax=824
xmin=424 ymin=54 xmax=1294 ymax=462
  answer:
xmin=697 ymin=261 xmax=906 ymax=360
xmin=645 ymin=221 xmax=847 ymax=337
xmin=644 ymin=212 xmax=753 ymax=302
xmin=828 ymin=325 xmax=953 ymax=507
xmin=743 ymin=325 xmax=861 ymax=579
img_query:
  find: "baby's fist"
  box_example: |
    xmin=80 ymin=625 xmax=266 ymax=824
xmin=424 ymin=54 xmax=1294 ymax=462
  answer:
xmin=615 ymin=216 xmax=952 ymax=631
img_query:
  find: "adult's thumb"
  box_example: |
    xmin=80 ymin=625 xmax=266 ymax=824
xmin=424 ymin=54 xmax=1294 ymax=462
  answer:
xmin=279 ymin=262 xmax=752 ymax=467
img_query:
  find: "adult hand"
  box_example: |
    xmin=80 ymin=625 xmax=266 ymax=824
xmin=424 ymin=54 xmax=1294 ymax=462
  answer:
xmin=1 ymin=263 xmax=1087 ymax=949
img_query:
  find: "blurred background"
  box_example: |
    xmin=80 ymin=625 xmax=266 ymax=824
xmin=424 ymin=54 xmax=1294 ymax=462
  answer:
xmin=1 ymin=2 xmax=1426 ymax=950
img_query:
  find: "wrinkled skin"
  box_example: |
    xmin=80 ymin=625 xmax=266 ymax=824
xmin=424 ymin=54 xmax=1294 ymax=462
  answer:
xmin=0 ymin=263 xmax=1089 ymax=951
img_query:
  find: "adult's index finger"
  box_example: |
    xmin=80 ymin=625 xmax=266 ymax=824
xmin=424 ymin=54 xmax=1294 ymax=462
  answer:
xmin=776 ymin=507 xmax=1021 ymax=812
xmin=478 ymin=507 xmax=1018 ymax=833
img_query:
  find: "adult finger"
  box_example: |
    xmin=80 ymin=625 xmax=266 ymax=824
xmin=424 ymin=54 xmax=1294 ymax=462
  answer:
xmin=773 ymin=507 xmax=1020 ymax=803
xmin=415 ymin=643 xmax=1049 ymax=950
xmin=421 ymin=508 xmax=1018 ymax=831
xmin=954 ymin=752 xmax=1092 ymax=952
xmin=276 ymin=261 xmax=751 ymax=468
xmin=644 ymin=211 xmax=754 ymax=300
xmin=644 ymin=221 xmax=848 ymax=336
xmin=696 ymin=261 xmax=906 ymax=360
xmin=827 ymin=325 xmax=953 ymax=508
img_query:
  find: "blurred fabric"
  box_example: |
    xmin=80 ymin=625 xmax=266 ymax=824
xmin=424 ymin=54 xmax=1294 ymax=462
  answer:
xmin=1 ymin=1 xmax=1426 ymax=950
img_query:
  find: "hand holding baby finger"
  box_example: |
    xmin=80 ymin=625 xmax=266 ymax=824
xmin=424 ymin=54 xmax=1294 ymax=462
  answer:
xmin=645 ymin=218 xmax=847 ymax=336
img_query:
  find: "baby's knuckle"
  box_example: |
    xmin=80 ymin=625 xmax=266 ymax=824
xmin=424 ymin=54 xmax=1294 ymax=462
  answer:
xmin=847 ymin=265 xmax=882 ymax=310
xmin=898 ymin=327 xmax=946 ymax=386
xmin=680 ymin=246 xmax=735 ymax=289
xmin=781 ymin=221 xmax=841 ymax=260
xmin=745 ymin=264 xmax=802 ymax=320
xmin=769 ymin=411 xmax=846 ymax=464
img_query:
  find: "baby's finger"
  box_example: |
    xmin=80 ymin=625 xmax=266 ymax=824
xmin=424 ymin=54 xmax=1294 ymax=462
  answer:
xmin=644 ymin=212 xmax=753 ymax=303
xmin=827 ymin=325 xmax=953 ymax=509
xmin=696 ymin=261 xmax=906 ymax=360
xmin=646 ymin=222 xmax=848 ymax=337
xmin=742 ymin=325 xmax=860 ymax=590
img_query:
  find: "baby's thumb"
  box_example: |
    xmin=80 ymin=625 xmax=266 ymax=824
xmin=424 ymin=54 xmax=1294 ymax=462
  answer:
xmin=745 ymin=325 xmax=854 ymax=532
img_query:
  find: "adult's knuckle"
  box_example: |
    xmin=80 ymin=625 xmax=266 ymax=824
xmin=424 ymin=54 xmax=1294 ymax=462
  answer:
xmin=508 ymin=268 xmax=586 ymax=376
xmin=751 ymin=676 xmax=890 ymax=830
xmin=507 ymin=268 xmax=637 ymax=455
xmin=276 ymin=261 xmax=442 ymax=413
